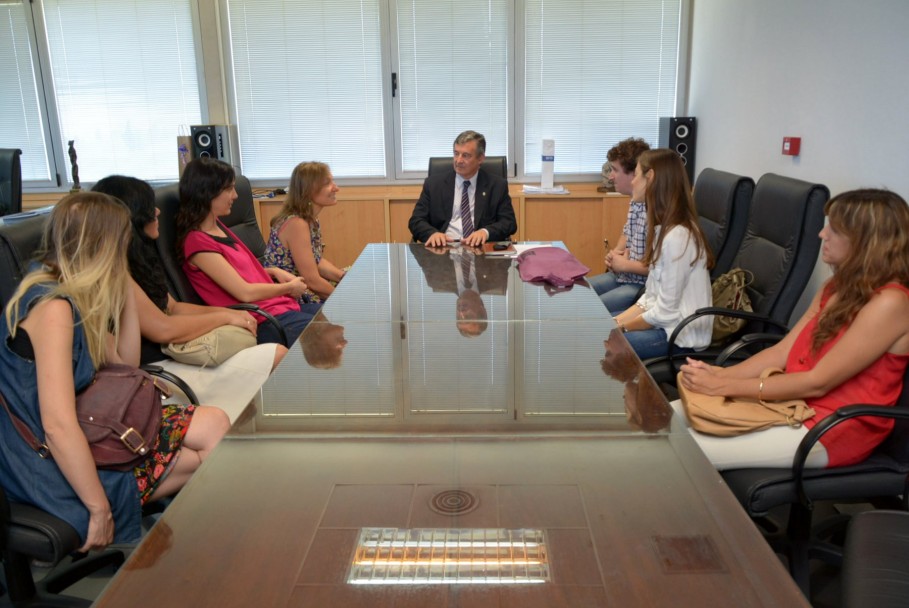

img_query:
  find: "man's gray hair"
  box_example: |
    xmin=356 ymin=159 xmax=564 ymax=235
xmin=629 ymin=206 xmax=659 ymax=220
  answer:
xmin=453 ymin=130 xmax=486 ymax=156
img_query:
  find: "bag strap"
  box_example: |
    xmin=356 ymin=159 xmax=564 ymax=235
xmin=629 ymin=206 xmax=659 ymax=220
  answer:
xmin=0 ymin=391 xmax=51 ymax=458
xmin=755 ymin=367 xmax=814 ymax=427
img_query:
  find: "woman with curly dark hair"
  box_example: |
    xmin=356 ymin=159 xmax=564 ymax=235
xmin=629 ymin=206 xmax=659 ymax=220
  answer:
xmin=92 ymin=176 xmax=261 ymax=365
xmin=680 ymin=189 xmax=909 ymax=470
xmin=176 ymin=158 xmax=319 ymax=346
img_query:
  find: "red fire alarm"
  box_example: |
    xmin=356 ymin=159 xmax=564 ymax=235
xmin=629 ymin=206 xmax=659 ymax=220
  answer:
xmin=782 ymin=137 xmax=801 ymax=156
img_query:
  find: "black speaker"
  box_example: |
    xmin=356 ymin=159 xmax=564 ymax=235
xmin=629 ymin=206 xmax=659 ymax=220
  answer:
xmin=190 ymin=125 xmax=238 ymax=166
xmin=659 ymin=117 xmax=697 ymax=185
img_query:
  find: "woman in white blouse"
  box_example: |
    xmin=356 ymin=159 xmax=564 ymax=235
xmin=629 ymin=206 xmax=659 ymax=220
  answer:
xmin=612 ymin=148 xmax=714 ymax=359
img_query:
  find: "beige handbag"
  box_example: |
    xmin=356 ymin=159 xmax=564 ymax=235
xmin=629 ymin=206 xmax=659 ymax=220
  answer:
xmin=162 ymin=325 xmax=256 ymax=367
xmin=677 ymin=367 xmax=816 ymax=436
xmin=710 ymin=267 xmax=754 ymax=345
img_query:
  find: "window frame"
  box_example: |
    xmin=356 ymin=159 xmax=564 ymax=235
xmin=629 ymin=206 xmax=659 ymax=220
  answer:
xmin=13 ymin=0 xmax=208 ymax=191
xmin=11 ymin=0 xmax=689 ymax=191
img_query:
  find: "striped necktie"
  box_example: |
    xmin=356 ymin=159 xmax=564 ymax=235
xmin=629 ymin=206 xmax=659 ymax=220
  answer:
xmin=460 ymin=180 xmax=473 ymax=237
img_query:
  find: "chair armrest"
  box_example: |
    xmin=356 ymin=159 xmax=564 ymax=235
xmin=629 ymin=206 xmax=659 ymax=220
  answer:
xmin=228 ymin=303 xmax=289 ymax=346
xmin=142 ymin=365 xmax=200 ymax=405
xmin=665 ymin=307 xmax=790 ymax=374
xmin=715 ymin=332 xmax=786 ymax=366
xmin=792 ymin=405 xmax=909 ymax=510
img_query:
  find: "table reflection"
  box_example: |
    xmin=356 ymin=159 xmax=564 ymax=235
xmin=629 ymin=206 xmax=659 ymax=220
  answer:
xmin=245 ymin=244 xmax=671 ymax=435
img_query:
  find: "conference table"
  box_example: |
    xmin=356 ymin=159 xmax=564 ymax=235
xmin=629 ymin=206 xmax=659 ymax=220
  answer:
xmin=95 ymin=243 xmax=808 ymax=607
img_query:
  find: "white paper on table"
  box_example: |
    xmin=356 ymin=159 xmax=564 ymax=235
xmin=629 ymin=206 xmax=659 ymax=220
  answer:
xmin=513 ymin=243 xmax=554 ymax=256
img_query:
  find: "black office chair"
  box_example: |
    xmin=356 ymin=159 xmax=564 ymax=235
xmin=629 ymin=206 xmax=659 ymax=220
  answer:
xmin=841 ymin=510 xmax=909 ymax=608
xmin=0 ymin=210 xmax=50 ymax=306
xmin=646 ymin=173 xmax=829 ymax=385
xmin=427 ymin=155 xmax=508 ymax=179
xmin=722 ymin=368 xmax=909 ymax=596
xmin=153 ymin=180 xmax=289 ymax=346
xmin=693 ymin=168 xmax=754 ymax=279
xmin=0 ymin=149 xmax=23 ymax=218
xmin=222 ymin=175 xmax=268 ymax=261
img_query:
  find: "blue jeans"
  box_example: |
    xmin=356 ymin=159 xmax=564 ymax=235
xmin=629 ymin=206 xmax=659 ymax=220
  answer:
xmin=587 ymin=272 xmax=644 ymax=314
xmin=257 ymin=303 xmax=321 ymax=346
xmin=623 ymin=327 xmax=696 ymax=361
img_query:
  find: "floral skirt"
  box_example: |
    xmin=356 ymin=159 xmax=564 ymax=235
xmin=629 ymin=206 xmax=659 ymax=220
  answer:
xmin=133 ymin=403 xmax=195 ymax=504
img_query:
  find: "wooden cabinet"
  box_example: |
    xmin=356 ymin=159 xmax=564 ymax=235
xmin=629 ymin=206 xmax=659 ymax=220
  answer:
xmin=24 ymin=184 xmax=629 ymax=274
xmin=255 ymin=183 xmax=629 ymax=273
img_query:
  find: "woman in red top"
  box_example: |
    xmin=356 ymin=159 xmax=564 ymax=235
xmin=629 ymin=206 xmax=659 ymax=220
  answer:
xmin=176 ymin=158 xmax=320 ymax=347
xmin=678 ymin=189 xmax=909 ymax=469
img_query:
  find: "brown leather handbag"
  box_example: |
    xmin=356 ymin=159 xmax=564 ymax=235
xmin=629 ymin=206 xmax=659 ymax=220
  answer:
xmin=677 ymin=367 xmax=816 ymax=437
xmin=1 ymin=364 xmax=165 ymax=471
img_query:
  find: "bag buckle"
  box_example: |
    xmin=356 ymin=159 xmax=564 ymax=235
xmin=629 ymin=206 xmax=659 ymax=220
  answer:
xmin=152 ymin=377 xmax=172 ymax=399
xmin=37 ymin=444 xmax=51 ymax=459
xmin=120 ymin=428 xmax=149 ymax=455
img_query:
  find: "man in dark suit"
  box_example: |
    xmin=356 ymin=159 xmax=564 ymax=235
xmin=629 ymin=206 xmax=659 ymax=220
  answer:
xmin=408 ymin=130 xmax=517 ymax=248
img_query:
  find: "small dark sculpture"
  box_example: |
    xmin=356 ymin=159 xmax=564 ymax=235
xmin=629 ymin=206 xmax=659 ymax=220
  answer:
xmin=68 ymin=140 xmax=81 ymax=192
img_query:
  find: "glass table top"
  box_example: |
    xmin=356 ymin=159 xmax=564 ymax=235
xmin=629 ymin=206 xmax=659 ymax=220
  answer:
xmin=234 ymin=243 xmax=672 ymax=436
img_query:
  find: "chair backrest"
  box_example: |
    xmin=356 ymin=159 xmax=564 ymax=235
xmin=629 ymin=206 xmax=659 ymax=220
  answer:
xmin=0 ymin=149 xmax=23 ymax=218
xmin=693 ymin=168 xmax=754 ymax=278
xmin=0 ymin=210 xmax=51 ymax=308
xmin=221 ymin=175 xmax=267 ymax=260
xmin=732 ymin=173 xmax=829 ymax=329
xmin=427 ymin=156 xmax=508 ymax=179
xmin=153 ymin=182 xmax=206 ymax=304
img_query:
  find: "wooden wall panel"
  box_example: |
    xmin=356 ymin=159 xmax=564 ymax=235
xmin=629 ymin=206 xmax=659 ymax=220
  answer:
xmin=524 ymin=196 xmax=629 ymax=275
xmin=24 ymin=186 xmax=630 ymax=276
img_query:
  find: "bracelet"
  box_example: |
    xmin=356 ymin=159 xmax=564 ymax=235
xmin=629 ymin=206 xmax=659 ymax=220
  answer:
xmin=758 ymin=378 xmax=765 ymax=402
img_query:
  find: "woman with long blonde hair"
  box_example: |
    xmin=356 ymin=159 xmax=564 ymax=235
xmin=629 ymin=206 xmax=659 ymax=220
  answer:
xmin=0 ymin=193 xmax=229 ymax=550
xmin=679 ymin=189 xmax=909 ymax=470
xmin=264 ymin=161 xmax=346 ymax=303
xmin=613 ymin=148 xmax=714 ymax=359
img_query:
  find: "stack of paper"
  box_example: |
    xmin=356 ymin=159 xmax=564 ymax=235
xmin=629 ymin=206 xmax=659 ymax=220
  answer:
xmin=522 ymin=185 xmax=569 ymax=195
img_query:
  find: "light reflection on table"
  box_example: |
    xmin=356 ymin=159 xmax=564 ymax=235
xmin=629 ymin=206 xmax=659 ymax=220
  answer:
xmin=239 ymin=243 xmax=669 ymax=434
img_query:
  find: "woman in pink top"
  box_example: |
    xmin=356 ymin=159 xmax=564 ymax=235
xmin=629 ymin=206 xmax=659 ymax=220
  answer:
xmin=176 ymin=158 xmax=320 ymax=346
xmin=678 ymin=189 xmax=909 ymax=469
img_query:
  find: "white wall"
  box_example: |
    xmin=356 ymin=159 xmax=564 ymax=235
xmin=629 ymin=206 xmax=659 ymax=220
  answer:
xmin=687 ymin=0 xmax=909 ymax=319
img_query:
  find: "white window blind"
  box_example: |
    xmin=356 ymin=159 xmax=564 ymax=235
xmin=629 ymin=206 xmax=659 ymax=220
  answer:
xmin=524 ymin=0 xmax=680 ymax=174
xmin=394 ymin=0 xmax=509 ymax=175
xmin=226 ymin=0 xmax=386 ymax=181
xmin=42 ymin=0 xmax=201 ymax=182
xmin=0 ymin=1 xmax=52 ymax=182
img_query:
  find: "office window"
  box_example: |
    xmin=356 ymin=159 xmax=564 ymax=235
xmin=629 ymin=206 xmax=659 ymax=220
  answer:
xmin=225 ymin=0 xmax=683 ymax=181
xmin=42 ymin=0 xmax=202 ymax=182
xmin=523 ymin=0 xmax=681 ymax=174
xmin=225 ymin=0 xmax=386 ymax=181
xmin=0 ymin=1 xmax=52 ymax=182
xmin=394 ymin=0 xmax=510 ymax=176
